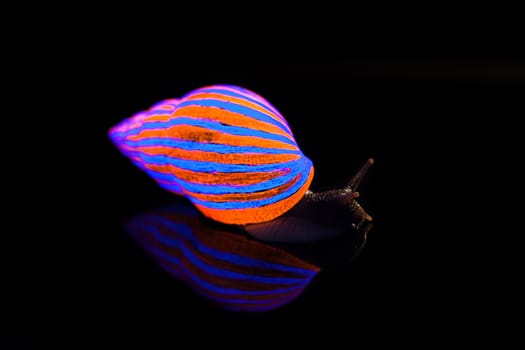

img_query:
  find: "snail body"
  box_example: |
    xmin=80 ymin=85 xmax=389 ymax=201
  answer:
xmin=109 ymin=85 xmax=373 ymax=240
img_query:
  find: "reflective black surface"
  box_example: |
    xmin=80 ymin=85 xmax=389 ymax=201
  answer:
xmin=36 ymin=48 xmax=522 ymax=344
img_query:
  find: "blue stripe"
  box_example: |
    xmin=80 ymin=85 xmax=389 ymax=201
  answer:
xmin=142 ymin=226 xmax=307 ymax=285
xmin=156 ymin=260 xmax=304 ymax=297
xmin=189 ymin=282 xmax=305 ymax=306
xmin=220 ymin=291 xmax=302 ymax=307
xmin=122 ymin=147 xmax=299 ymax=174
xmin=121 ymin=138 xmax=301 ymax=155
xmin=112 ymin=117 xmax=296 ymax=146
xmin=159 ymin=182 xmax=196 ymax=195
xmin=157 ymin=180 xmax=183 ymax=194
xmin=189 ymin=166 xmax=311 ymax=209
xmin=143 ymin=169 xmax=177 ymax=182
xmin=154 ymin=246 xmax=306 ymax=286
xmin=176 ymin=99 xmax=291 ymax=135
xmin=136 ymin=216 xmax=316 ymax=276
xmin=137 ymin=165 xmax=298 ymax=194
xmin=207 ymin=294 xmax=300 ymax=307
xmin=121 ymin=149 xmax=311 ymax=198
xmin=194 ymin=86 xmax=284 ymax=121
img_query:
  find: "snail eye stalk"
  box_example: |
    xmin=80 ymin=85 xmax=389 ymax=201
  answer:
xmin=347 ymin=158 xmax=374 ymax=192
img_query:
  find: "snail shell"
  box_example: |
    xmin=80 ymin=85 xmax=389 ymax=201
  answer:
xmin=109 ymin=85 xmax=314 ymax=225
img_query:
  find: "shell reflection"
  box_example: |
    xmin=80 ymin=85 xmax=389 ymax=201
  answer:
xmin=124 ymin=203 xmax=320 ymax=312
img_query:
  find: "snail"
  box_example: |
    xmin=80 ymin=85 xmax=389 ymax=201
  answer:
xmin=109 ymin=85 xmax=374 ymax=242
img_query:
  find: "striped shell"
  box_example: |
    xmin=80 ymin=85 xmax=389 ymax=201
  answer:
xmin=109 ymin=85 xmax=314 ymax=225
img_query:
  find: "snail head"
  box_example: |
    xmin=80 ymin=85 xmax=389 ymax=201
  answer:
xmin=244 ymin=158 xmax=375 ymax=243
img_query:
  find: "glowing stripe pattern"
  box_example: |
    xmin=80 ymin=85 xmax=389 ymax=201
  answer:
xmin=125 ymin=204 xmax=319 ymax=312
xmin=109 ymin=85 xmax=314 ymax=225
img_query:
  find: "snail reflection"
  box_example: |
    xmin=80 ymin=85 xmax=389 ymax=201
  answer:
xmin=125 ymin=203 xmax=319 ymax=312
xmin=124 ymin=203 xmax=371 ymax=312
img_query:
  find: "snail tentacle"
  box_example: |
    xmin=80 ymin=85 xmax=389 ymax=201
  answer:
xmin=347 ymin=158 xmax=374 ymax=192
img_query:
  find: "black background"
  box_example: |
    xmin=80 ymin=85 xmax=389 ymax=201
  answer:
xmin=23 ymin=48 xmax=522 ymax=345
